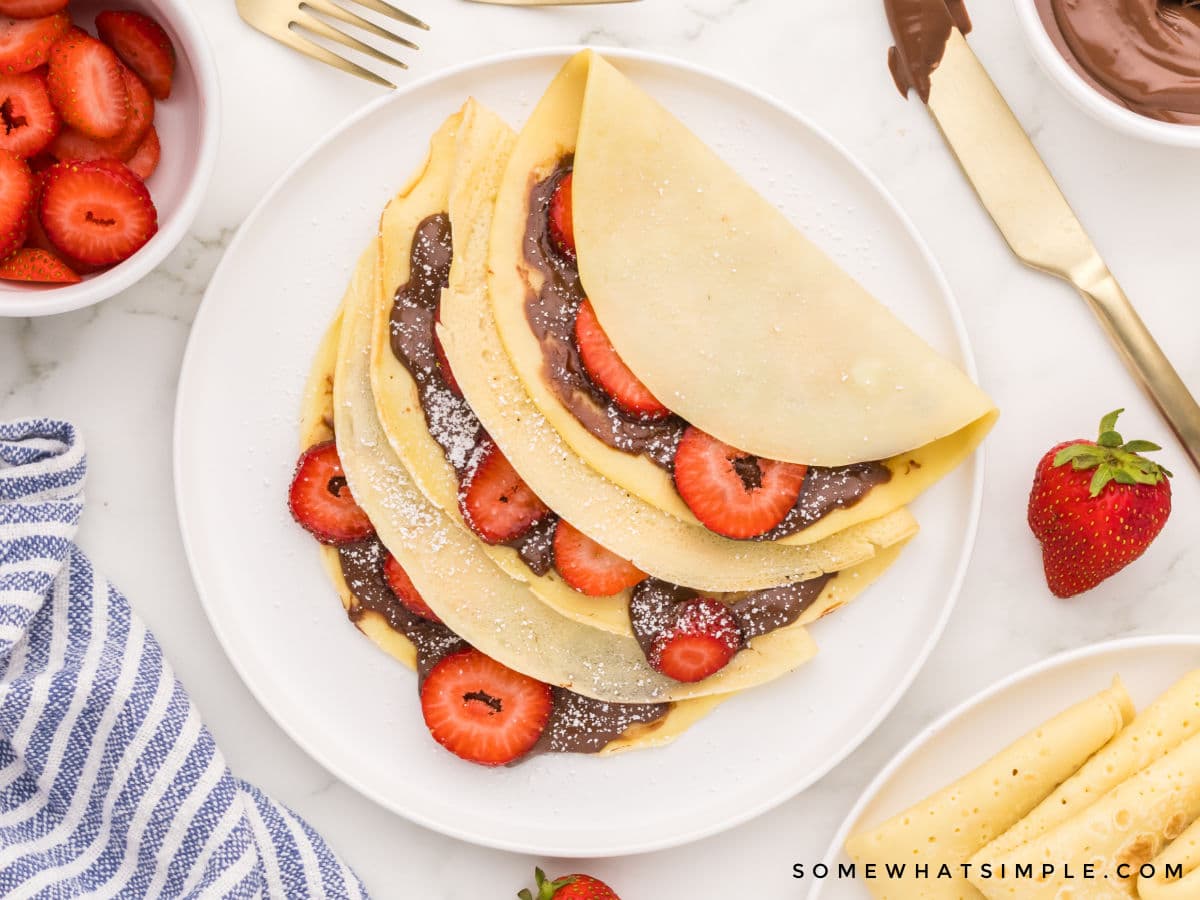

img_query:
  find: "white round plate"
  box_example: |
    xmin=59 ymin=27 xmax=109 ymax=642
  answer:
xmin=174 ymin=47 xmax=983 ymax=857
xmin=814 ymin=635 xmax=1200 ymax=899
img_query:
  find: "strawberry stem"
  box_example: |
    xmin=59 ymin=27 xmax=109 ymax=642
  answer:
xmin=1052 ymin=409 xmax=1172 ymax=497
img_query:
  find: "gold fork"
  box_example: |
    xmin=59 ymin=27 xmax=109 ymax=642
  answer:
xmin=236 ymin=0 xmax=428 ymax=89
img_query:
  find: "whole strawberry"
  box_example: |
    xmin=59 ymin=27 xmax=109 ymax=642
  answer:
xmin=1028 ymin=409 xmax=1172 ymax=598
xmin=518 ymin=867 xmax=619 ymax=900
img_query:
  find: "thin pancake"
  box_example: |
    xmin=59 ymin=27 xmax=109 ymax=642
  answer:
xmin=487 ymin=49 xmax=994 ymax=544
xmin=303 ymin=300 xmax=721 ymax=753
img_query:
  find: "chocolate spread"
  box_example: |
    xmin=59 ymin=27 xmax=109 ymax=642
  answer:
xmin=388 ymin=212 xmax=555 ymax=576
xmin=523 ymin=163 xmax=686 ymax=469
xmin=1036 ymin=0 xmax=1200 ymax=123
xmin=628 ymin=574 xmax=835 ymax=660
xmin=522 ymin=162 xmax=892 ymax=539
xmin=338 ymin=538 xmax=669 ymax=759
xmin=884 ymin=0 xmax=972 ymax=102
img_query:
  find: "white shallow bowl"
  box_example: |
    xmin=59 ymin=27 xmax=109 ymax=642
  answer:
xmin=176 ymin=47 xmax=986 ymax=856
xmin=0 ymin=0 xmax=220 ymax=318
xmin=1014 ymin=0 xmax=1200 ymax=149
xmin=814 ymin=635 xmax=1200 ymax=899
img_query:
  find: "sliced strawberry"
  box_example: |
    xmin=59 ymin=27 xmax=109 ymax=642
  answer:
xmin=48 ymin=125 xmax=119 ymax=163
xmin=0 ymin=70 xmax=56 ymax=157
xmin=39 ymin=159 xmax=157 ymax=266
xmin=381 ymin=551 xmax=441 ymax=623
xmin=672 ymin=426 xmax=807 ymax=539
xmin=95 ymin=10 xmax=174 ymax=101
xmin=649 ymin=597 xmax=742 ymax=683
xmin=47 ymin=31 xmax=128 ymax=139
xmin=287 ymin=441 xmax=374 ymax=545
xmin=0 ymin=149 xmax=32 ymax=259
xmin=26 ymin=148 xmax=52 ymax=171
xmin=552 ymin=520 xmax=645 ymax=597
xmin=420 ymin=648 xmax=552 ymax=766
xmin=459 ymin=440 xmax=551 ymax=544
xmin=124 ymin=122 xmax=157 ymax=180
xmin=0 ymin=1 xmax=68 ymax=18
xmin=0 ymin=245 xmax=76 ymax=281
xmin=47 ymin=68 xmax=151 ymax=165
xmin=548 ymin=169 xmax=574 ymax=258
xmin=575 ymin=299 xmax=670 ymax=421
xmin=0 ymin=12 xmax=68 ymax=75
xmin=74 ymin=62 xmax=152 ymax=159
xmin=432 ymin=306 xmax=460 ymax=396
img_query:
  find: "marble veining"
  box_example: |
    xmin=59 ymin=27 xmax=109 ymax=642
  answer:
xmin=1 ymin=1 xmax=1198 ymax=898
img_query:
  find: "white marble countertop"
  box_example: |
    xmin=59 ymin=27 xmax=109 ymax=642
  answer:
xmin=3 ymin=1 xmax=1199 ymax=897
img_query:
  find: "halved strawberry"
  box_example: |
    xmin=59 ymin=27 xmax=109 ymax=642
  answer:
xmin=0 ymin=1 xmax=68 ymax=18
xmin=95 ymin=10 xmax=174 ymax=100
xmin=548 ymin=170 xmax=574 ymax=258
xmin=124 ymin=122 xmax=157 ymax=180
xmin=0 ymin=12 xmax=68 ymax=74
xmin=552 ymin=520 xmax=645 ymax=597
xmin=0 ymin=71 xmax=56 ymax=157
xmin=0 ymin=149 xmax=32 ymax=259
xmin=0 ymin=245 xmax=76 ymax=281
xmin=39 ymin=159 xmax=157 ymax=266
xmin=575 ymin=299 xmax=670 ymax=421
xmin=47 ymin=30 xmax=128 ymax=139
xmin=672 ymin=426 xmax=807 ymax=539
xmin=649 ymin=597 xmax=742 ymax=683
xmin=420 ymin=648 xmax=552 ymax=766
xmin=287 ymin=441 xmax=374 ymax=545
xmin=381 ymin=551 xmax=441 ymax=623
xmin=459 ymin=440 xmax=551 ymax=544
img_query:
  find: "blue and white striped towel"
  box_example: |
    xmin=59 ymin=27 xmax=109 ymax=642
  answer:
xmin=0 ymin=419 xmax=369 ymax=899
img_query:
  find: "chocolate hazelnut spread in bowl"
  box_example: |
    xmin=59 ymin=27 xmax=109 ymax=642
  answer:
xmin=1015 ymin=0 xmax=1200 ymax=145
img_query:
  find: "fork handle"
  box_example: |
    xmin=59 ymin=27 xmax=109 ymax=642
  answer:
xmin=1075 ymin=268 xmax=1200 ymax=474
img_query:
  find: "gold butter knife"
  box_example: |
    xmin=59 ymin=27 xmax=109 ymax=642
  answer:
xmin=888 ymin=2 xmax=1200 ymax=472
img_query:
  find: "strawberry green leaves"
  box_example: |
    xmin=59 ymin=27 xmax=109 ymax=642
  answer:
xmin=1052 ymin=408 xmax=1172 ymax=497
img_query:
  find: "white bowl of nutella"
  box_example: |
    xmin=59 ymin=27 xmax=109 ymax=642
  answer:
xmin=1015 ymin=0 xmax=1200 ymax=147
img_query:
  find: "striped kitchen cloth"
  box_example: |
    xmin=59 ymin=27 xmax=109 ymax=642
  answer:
xmin=0 ymin=419 xmax=369 ymax=899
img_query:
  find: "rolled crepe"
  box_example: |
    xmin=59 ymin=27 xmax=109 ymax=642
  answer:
xmin=844 ymin=680 xmax=1133 ymax=900
xmin=1140 ymin=817 xmax=1200 ymax=900
xmin=977 ymin=670 xmax=1200 ymax=859
xmin=970 ymin=731 xmax=1200 ymax=899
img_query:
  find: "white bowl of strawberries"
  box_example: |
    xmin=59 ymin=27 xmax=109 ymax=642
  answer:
xmin=0 ymin=0 xmax=217 ymax=317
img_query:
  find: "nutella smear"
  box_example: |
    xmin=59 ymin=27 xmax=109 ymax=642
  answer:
xmin=885 ymin=0 xmax=972 ymax=101
xmin=1036 ymin=0 xmax=1200 ymax=124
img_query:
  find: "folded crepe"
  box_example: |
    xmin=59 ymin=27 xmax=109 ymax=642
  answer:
xmin=301 ymin=305 xmax=723 ymax=755
xmin=331 ymin=107 xmax=911 ymax=704
xmin=486 ymin=50 xmax=996 ymax=546
xmin=442 ymin=89 xmax=918 ymax=593
xmin=372 ymin=102 xmax=906 ymax=631
xmin=844 ymin=679 xmax=1134 ymax=900
xmin=970 ymin=730 xmax=1200 ymax=899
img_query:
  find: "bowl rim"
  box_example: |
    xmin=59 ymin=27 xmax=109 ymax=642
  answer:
xmin=0 ymin=0 xmax=222 ymax=318
xmin=1012 ymin=0 xmax=1200 ymax=149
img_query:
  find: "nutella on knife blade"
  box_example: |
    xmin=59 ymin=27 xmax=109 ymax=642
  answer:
xmin=884 ymin=0 xmax=973 ymax=101
xmin=1036 ymin=0 xmax=1200 ymax=124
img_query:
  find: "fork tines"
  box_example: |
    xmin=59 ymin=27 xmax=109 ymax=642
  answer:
xmin=237 ymin=0 xmax=429 ymax=89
